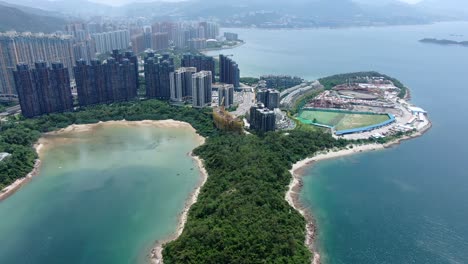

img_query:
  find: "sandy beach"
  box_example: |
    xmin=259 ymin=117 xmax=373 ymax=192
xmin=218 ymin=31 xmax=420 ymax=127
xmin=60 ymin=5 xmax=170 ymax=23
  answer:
xmin=286 ymin=120 xmax=432 ymax=264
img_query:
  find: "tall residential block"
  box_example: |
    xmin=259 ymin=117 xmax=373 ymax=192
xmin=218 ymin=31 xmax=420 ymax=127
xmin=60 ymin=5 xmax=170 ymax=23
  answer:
xmin=219 ymin=54 xmax=240 ymax=88
xmin=151 ymin=21 xmax=220 ymax=49
xmin=257 ymin=88 xmax=280 ymax=110
xmin=111 ymin=50 xmax=139 ymax=92
xmin=13 ymin=64 xmax=41 ymax=117
xmin=181 ymin=54 xmax=215 ymax=82
xmin=14 ymin=61 xmax=73 ymax=118
xmin=74 ymin=51 xmax=137 ymax=106
xmin=152 ymin=33 xmax=169 ymax=51
xmin=91 ymin=30 xmax=130 ymax=54
xmin=144 ymin=53 xmax=175 ymax=100
xmin=219 ymin=84 xmax=234 ymax=107
xmin=192 ymin=71 xmax=212 ymax=108
xmin=104 ymin=57 xmax=137 ymax=102
xmin=73 ymin=40 xmax=96 ymax=64
xmin=188 ymin=39 xmax=207 ymax=50
xmin=0 ymin=32 xmax=75 ymax=95
xmin=170 ymin=67 xmax=196 ymax=102
xmin=74 ymin=59 xmax=106 ymax=106
xmin=224 ymin=32 xmax=239 ymax=41
xmin=249 ymin=103 xmax=276 ymax=133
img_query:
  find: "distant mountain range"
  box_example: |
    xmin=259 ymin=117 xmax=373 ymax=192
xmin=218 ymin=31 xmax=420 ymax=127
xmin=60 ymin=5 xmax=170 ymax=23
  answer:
xmin=0 ymin=0 xmax=467 ymax=31
xmin=0 ymin=1 xmax=67 ymax=33
xmin=420 ymin=38 xmax=468 ymax=46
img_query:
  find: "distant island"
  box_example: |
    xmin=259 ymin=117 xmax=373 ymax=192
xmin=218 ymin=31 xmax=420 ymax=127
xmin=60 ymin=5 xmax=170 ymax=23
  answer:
xmin=419 ymin=38 xmax=468 ymax=47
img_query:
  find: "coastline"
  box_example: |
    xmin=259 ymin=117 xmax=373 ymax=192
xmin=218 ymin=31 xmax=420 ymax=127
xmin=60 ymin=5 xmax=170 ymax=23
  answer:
xmin=0 ymin=143 xmax=43 ymax=201
xmin=149 ymin=151 xmax=208 ymax=264
xmin=0 ymin=119 xmax=208 ymax=263
xmin=200 ymin=41 xmax=245 ymax=54
xmin=0 ymin=119 xmax=205 ymax=203
xmin=286 ymin=120 xmax=432 ymax=264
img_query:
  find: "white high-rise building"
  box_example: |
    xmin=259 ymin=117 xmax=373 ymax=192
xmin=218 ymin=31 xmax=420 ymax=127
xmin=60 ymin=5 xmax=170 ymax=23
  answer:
xmin=219 ymin=84 xmax=234 ymax=107
xmin=192 ymin=71 xmax=212 ymax=108
xmin=170 ymin=67 xmax=197 ymax=102
xmin=92 ymin=30 xmax=130 ymax=54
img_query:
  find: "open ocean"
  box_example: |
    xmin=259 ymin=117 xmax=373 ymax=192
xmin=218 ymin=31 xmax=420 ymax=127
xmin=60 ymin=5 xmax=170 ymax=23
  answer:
xmin=208 ymin=22 xmax=468 ymax=264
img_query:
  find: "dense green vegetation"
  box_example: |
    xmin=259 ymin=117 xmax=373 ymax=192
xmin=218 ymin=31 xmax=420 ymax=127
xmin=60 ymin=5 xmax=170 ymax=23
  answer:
xmin=290 ymin=89 xmax=324 ymax=115
xmin=260 ymin=76 xmax=303 ymax=92
xmin=163 ymin=130 xmax=347 ymax=263
xmin=1 ymin=97 xmax=351 ymax=263
xmin=0 ymin=100 xmax=215 ymax=189
xmin=239 ymin=77 xmax=260 ymax=86
xmin=0 ymin=101 xmax=17 ymax=113
xmin=318 ymin=71 xmax=408 ymax=98
xmin=0 ymin=3 xmax=66 ymax=33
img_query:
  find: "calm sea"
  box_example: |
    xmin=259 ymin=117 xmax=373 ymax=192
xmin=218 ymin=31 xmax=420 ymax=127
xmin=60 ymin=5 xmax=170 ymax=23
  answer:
xmin=209 ymin=22 xmax=468 ymax=264
xmin=0 ymin=123 xmax=203 ymax=264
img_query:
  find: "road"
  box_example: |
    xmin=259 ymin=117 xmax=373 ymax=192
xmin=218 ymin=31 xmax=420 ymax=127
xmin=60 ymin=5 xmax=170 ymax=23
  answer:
xmin=231 ymin=85 xmax=256 ymax=117
xmin=0 ymin=105 xmax=20 ymax=117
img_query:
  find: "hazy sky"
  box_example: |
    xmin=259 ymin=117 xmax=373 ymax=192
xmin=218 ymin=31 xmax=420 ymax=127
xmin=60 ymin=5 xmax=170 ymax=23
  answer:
xmin=88 ymin=0 xmax=423 ymax=6
xmin=88 ymin=0 xmax=184 ymax=6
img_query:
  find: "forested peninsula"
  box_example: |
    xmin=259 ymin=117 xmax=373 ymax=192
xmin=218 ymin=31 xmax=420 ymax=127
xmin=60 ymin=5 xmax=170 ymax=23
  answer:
xmin=0 ymin=98 xmax=349 ymax=263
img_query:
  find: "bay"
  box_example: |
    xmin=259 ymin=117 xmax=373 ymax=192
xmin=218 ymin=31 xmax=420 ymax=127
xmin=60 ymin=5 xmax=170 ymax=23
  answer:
xmin=0 ymin=122 xmax=203 ymax=264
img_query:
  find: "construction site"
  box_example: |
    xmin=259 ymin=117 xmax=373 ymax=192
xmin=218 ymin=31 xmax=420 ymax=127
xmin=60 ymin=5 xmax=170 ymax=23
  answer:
xmin=213 ymin=96 xmax=244 ymax=133
xmin=296 ymin=75 xmax=430 ymax=139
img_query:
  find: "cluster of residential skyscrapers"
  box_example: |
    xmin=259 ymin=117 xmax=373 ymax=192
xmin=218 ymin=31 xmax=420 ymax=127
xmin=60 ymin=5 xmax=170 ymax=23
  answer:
xmin=0 ymin=20 xmax=222 ymax=97
xmin=13 ymin=50 xmax=240 ymax=118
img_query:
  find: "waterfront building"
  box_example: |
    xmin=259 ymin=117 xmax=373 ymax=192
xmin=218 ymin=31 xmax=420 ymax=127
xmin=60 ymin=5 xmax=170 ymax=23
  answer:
xmin=170 ymin=67 xmax=197 ymax=102
xmin=219 ymin=54 xmax=240 ymax=88
xmin=106 ymin=50 xmax=139 ymax=93
xmin=219 ymin=84 xmax=234 ymax=107
xmin=249 ymin=103 xmax=276 ymax=132
xmin=144 ymin=52 xmax=175 ymax=100
xmin=151 ymin=21 xmax=219 ymax=49
xmin=13 ymin=64 xmax=41 ymax=117
xmin=181 ymin=54 xmax=216 ymax=82
xmin=204 ymin=22 xmax=220 ymax=39
xmin=91 ymin=30 xmax=130 ymax=54
xmin=104 ymin=57 xmax=137 ymax=102
xmin=188 ymin=38 xmax=207 ymax=50
xmin=74 ymin=59 xmax=107 ymax=106
xmin=224 ymin=32 xmax=239 ymax=41
xmin=192 ymin=71 xmax=212 ymax=108
xmin=257 ymin=88 xmax=280 ymax=109
xmin=13 ymin=61 xmax=73 ymax=118
xmin=0 ymin=32 xmax=75 ymax=95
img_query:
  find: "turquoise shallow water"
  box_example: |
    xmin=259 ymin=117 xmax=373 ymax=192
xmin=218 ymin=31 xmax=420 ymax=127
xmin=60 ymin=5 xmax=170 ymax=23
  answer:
xmin=208 ymin=22 xmax=468 ymax=264
xmin=0 ymin=123 xmax=203 ymax=264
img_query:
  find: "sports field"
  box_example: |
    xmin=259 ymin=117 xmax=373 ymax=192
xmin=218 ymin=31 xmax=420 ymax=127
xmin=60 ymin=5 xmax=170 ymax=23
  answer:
xmin=298 ymin=109 xmax=391 ymax=130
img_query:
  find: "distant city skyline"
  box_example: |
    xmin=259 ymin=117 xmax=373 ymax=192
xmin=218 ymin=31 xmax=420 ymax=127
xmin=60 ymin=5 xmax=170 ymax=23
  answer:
xmin=86 ymin=0 xmax=423 ymax=7
xmin=87 ymin=0 xmax=185 ymax=6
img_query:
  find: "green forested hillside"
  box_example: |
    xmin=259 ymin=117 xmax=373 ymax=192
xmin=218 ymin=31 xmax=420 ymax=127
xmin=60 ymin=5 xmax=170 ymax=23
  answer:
xmin=0 ymin=4 xmax=66 ymax=33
